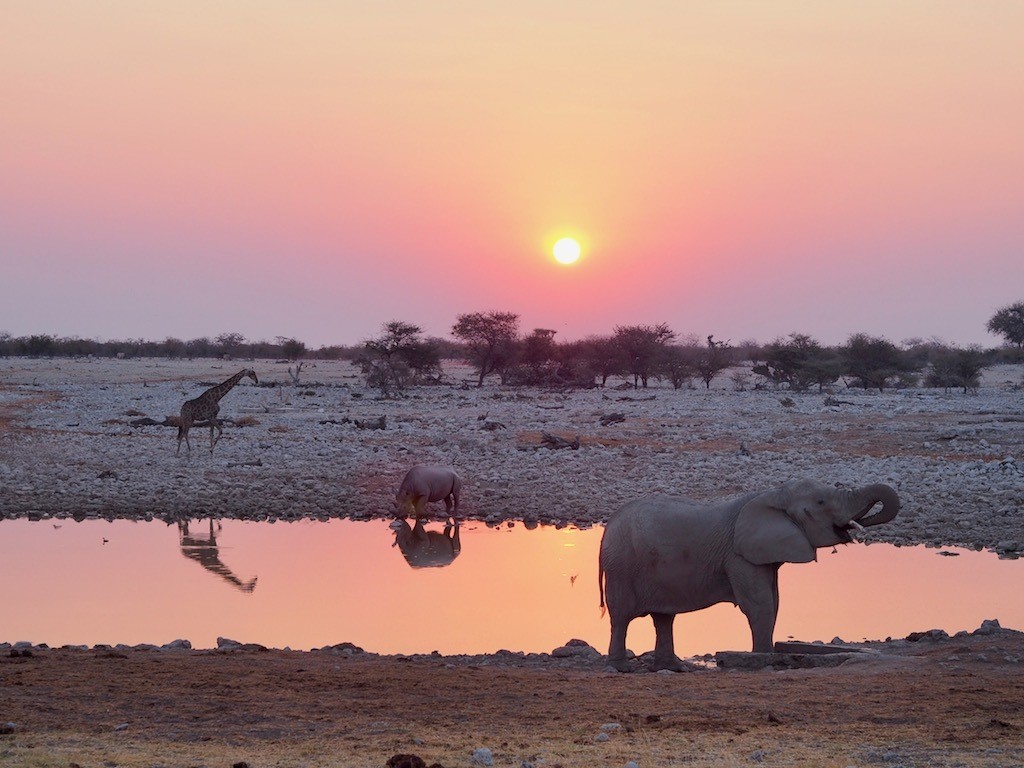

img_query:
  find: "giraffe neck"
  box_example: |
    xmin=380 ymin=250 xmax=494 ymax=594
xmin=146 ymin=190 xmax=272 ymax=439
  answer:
xmin=203 ymin=370 xmax=248 ymax=403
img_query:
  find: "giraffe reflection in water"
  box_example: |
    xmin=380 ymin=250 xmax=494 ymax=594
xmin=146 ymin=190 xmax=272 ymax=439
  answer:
xmin=393 ymin=518 xmax=461 ymax=568
xmin=178 ymin=518 xmax=258 ymax=592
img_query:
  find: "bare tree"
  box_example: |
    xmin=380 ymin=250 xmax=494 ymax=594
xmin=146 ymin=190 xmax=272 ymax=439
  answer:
xmin=215 ymin=332 xmax=246 ymax=359
xmin=358 ymin=321 xmax=441 ymax=397
xmin=841 ymin=333 xmax=920 ymax=391
xmin=987 ymin=302 xmax=1024 ymax=350
xmin=277 ymin=337 xmax=307 ymax=361
xmin=925 ymin=346 xmax=988 ymax=393
xmin=694 ymin=335 xmax=734 ymax=389
xmin=661 ymin=344 xmax=697 ymax=389
xmin=613 ymin=323 xmax=676 ymax=389
xmin=579 ymin=335 xmax=622 ymax=387
xmin=506 ymin=328 xmax=561 ymax=385
xmin=452 ymin=311 xmax=520 ymax=386
xmin=753 ymin=333 xmax=839 ymax=392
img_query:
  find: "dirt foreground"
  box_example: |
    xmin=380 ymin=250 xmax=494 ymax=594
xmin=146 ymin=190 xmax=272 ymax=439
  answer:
xmin=2 ymin=626 xmax=1024 ymax=768
xmin=2 ymin=358 xmax=1024 ymax=766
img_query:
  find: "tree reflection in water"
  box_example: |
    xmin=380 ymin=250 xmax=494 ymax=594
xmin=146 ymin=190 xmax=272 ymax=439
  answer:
xmin=178 ymin=518 xmax=258 ymax=593
xmin=393 ymin=518 xmax=461 ymax=568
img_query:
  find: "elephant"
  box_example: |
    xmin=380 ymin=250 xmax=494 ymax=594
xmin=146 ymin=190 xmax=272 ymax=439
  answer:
xmin=395 ymin=465 xmax=462 ymax=519
xmin=598 ymin=479 xmax=900 ymax=671
xmin=393 ymin=518 xmax=461 ymax=568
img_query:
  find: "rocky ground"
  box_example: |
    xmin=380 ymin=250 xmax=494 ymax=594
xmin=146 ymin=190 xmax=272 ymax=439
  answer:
xmin=1 ymin=357 xmax=1023 ymax=766
xmin=1 ymin=357 xmax=1022 ymax=553
xmin=2 ymin=622 xmax=1023 ymax=767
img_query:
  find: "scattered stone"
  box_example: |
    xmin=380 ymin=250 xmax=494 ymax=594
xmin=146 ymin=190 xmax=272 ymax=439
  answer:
xmin=471 ymin=747 xmax=494 ymax=766
xmin=113 ymin=723 xmax=129 ymax=731
xmin=320 ymin=641 xmax=366 ymax=655
xmin=773 ymin=641 xmax=870 ymax=656
xmin=216 ymin=637 xmax=268 ymax=652
xmin=539 ymin=432 xmax=580 ymax=450
xmin=716 ymin=651 xmax=861 ymax=670
xmin=906 ymin=629 xmax=950 ymax=642
xmin=600 ymin=723 xmax=623 ymax=732
xmin=355 ymin=416 xmax=386 ymax=430
xmin=595 ymin=732 xmax=610 ymax=742
xmin=128 ymin=417 xmax=164 ymax=427
xmin=161 ymin=639 xmax=192 ymax=651
xmin=0 ymin=722 xmax=17 ymax=735
xmin=974 ymin=619 xmax=1002 ymax=635
xmin=387 ymin=755 xmax=426 ymax=768
xmin=551 ymin=639 xmax=601 ymax=659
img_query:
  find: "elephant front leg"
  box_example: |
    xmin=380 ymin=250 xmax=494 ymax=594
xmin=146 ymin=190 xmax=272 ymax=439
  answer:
xmin=733 ymin=564 xmax=780 ymax=653
xmin=650 ymin=613 xmax=684 ymax=672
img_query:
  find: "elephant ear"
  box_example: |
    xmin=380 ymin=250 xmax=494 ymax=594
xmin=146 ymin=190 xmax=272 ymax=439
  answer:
xmin=734 ymin=492 xmax=816 ymax=565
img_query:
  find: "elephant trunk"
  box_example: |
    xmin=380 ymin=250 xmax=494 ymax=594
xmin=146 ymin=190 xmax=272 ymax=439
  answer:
xmin=845 ymin=483 xmax=900 ymax=527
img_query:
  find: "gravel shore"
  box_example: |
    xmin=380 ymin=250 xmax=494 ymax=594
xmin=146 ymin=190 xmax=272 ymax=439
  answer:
xmin=1 ymin=357 xmax=1022 ymax=555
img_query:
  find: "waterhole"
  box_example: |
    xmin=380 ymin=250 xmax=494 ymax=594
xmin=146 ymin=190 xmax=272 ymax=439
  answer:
xmin=1 ymin=518 xmax=1020 ymax=656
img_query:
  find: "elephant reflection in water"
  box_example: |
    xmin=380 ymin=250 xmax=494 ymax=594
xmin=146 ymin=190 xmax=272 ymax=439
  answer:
xmin=393 ymin=518 xmax=461 ymax=568
xmin=178 ymin=518 xmax=258 ymax=593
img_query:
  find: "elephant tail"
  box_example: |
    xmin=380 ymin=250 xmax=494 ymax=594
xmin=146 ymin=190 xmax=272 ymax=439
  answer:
xmin=598 ymin=557 xmax=607 ymax=618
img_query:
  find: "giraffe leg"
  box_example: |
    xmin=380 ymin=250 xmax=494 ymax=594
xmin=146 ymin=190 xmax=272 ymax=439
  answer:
xmin=177 ymin=425 xmax=191 ymax=455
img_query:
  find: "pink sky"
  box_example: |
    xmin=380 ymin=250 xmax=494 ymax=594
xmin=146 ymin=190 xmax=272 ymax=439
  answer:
xmin=2 ymin=3 xmax=1022 ymax=348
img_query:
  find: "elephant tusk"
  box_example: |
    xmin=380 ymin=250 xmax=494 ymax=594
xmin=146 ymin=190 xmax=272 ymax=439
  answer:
xmin=848 ymin=520 xmax=866 ymax=532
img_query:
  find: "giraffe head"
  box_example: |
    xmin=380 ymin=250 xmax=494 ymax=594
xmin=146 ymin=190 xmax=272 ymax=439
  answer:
xmin=243 ymin=369 xmax=259 ymax=386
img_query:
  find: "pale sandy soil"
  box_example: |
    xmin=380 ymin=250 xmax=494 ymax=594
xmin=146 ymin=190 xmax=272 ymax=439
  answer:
xmin=1 ymin=357 xmax=1022 ymax=552
xmin=1 ymin=357 xmax=1023 ymax=767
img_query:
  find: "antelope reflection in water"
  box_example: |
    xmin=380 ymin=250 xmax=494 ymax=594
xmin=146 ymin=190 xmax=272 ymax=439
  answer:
xmin=177 ymin=518 xmax=258 ymax=592
xmin=393 ymin=518 xmax=461 ymax=568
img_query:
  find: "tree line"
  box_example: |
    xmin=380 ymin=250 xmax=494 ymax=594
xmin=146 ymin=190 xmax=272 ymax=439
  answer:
xmin=3 ymin=301 xmax=1022 ymax=396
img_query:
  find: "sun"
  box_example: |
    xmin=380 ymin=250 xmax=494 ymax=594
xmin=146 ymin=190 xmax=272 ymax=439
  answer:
xmin=552 ymin=237 xmax=581 ymax=265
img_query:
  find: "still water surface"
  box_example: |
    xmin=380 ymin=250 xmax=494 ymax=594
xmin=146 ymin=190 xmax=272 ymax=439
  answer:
xmin=1 ymin=518 xmax=1021 ymax=657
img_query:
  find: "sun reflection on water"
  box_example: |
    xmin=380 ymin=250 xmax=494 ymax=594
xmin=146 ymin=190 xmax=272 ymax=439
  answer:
xmin=0 ymin=518 xmax=1020 ymax=656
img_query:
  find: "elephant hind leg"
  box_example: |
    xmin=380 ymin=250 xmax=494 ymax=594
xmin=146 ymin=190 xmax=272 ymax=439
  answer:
xmin=650 ymin=613 xmax=684 ymax=672
xmin=607 ymin=617 xmax=632 ymax=672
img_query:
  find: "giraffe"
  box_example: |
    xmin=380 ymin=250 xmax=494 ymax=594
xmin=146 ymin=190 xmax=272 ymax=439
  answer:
xmin=176 ymin=368 xmax=258 ymax=455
